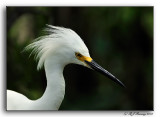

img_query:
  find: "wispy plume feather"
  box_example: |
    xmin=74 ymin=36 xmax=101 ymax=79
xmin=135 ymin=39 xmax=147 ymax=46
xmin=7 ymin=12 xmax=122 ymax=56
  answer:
xmin=23 ymin=25 xmax=84 ymax=70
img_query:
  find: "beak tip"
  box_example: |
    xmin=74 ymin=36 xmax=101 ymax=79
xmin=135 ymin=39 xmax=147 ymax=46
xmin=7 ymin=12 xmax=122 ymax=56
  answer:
xmin=114 ymin=78 xmax=126 ymax=88
xmin=85 ymin=60 xmax=126 ymax=88
xmin=120 ymin=82 xmax=126 ymax=88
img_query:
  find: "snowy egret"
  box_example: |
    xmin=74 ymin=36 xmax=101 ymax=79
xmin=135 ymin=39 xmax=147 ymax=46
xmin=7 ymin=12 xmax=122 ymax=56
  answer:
xmin=7 ymin=25 xmax=125 ymax=110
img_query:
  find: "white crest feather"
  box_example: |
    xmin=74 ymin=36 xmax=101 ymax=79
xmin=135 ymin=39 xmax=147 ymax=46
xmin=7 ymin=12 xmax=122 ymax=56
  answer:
xmin=24 ymin=25 xmax=86 ymax=70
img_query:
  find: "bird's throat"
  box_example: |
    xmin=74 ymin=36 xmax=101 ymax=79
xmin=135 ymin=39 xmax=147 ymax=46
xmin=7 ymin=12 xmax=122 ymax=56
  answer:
xmin=36 ymin=57 xmax=65 ymax=110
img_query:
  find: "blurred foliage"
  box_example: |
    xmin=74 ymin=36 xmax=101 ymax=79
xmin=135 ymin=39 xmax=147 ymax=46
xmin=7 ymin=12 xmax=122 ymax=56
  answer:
xmin=7 ymin=7 xmax=153 ymax=110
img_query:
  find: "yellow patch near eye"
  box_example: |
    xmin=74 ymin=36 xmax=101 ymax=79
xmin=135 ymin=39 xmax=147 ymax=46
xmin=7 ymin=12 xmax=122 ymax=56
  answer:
xmin=75 ymin=53 xmax=92 ymax=62
xmin=81 ymin=56 xmax=92 ymax=62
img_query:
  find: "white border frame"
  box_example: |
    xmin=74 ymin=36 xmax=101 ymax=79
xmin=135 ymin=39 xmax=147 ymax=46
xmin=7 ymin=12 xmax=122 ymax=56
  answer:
xmin=1 ymin=0 xmax=159 ymax=117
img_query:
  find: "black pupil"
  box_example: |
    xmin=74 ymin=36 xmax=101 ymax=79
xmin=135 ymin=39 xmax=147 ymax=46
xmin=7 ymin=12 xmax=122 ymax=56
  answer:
xmin=76 ymin=53 xmax=81 ymax=57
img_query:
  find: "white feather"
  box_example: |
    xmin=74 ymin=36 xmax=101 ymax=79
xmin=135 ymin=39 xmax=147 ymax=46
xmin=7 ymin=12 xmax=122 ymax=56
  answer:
xmin=24 ymin=25 xmax=89 ymax=70
xmin=7 ymin=25 xmax=91 ymax=110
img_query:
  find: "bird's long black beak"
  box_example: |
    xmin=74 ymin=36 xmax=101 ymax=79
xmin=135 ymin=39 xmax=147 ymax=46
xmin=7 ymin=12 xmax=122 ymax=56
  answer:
xmin=85 ymin=60 xmax=126 ymax=88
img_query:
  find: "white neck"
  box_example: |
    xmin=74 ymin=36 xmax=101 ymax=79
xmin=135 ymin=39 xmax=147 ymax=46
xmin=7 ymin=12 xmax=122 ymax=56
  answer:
xmin=32 ymin=55 xmax=66 ymax=110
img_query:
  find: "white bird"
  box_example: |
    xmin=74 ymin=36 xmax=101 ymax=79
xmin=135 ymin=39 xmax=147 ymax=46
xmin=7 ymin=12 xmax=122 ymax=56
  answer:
xmin=7 ymin=25 xmax=125 ymax=110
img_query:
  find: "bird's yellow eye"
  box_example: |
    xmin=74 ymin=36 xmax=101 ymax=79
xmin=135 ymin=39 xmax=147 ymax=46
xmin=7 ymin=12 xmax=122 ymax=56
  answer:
xmin=75 ymin=52 xmax=82 ymax=58
xmin=75 ymin=52 xmax=92 ymax=62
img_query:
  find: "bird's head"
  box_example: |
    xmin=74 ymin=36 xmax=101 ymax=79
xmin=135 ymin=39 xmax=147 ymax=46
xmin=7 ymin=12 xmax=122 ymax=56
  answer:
xmin=24 ymin=25 xmax=125 ymax=88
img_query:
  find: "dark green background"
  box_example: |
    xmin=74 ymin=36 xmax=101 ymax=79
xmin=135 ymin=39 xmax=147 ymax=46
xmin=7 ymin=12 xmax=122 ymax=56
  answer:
xmin=7 ymin=7 xmax=153 ymax=110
